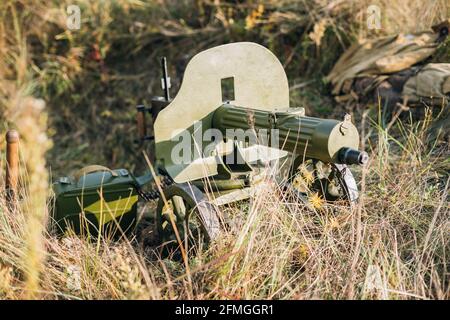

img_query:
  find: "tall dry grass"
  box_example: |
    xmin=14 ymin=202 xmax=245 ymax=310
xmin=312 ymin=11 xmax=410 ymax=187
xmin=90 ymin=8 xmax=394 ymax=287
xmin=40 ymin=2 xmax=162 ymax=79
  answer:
xmin=0 ymin=1 xmax=52 ymax=298
xmin=0 ymin=107 xmax=448 ymax=299
xmin=0 ymin=0 xmax=448 ymax=299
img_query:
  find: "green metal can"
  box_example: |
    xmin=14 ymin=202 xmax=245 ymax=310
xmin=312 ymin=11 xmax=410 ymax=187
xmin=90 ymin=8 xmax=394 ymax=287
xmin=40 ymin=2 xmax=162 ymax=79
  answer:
xmin=51 ymin=165 xmax=148 ymax=237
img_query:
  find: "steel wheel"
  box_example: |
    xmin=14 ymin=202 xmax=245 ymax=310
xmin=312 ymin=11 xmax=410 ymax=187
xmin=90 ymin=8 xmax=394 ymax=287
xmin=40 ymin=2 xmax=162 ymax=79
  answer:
xmin=156 ymin=183 xmax=220 ymax=255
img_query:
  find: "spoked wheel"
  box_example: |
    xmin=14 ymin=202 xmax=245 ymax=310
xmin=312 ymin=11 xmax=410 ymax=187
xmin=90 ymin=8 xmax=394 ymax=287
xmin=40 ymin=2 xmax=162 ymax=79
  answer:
xmin=287 ymin=158 xmax=359 ymax=205
xmin=156 ymin=183 xmax=220 ymax=256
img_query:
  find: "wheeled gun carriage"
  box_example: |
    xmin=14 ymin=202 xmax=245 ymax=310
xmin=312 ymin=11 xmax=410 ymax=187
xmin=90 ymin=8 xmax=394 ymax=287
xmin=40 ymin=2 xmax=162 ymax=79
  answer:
xmin=135 ymin=42 xmax=368 ymax=248
xmin=52 ymin=42 xmax=367 ymax=248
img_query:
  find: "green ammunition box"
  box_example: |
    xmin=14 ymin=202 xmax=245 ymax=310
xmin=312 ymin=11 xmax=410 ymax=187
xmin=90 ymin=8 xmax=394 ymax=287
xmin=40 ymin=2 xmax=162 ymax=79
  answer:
xmin=52 ymin=165 xmax=145 ymax=237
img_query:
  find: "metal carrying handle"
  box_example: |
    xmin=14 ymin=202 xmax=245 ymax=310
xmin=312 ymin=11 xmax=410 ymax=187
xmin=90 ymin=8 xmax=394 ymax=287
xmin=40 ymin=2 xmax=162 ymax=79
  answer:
xmin=73 ymin=165 xmax=118 ymax=181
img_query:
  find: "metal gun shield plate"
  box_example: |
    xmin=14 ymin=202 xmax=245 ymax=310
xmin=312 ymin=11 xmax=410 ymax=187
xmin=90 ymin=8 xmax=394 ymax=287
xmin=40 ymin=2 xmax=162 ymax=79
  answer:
xmin=154 ymin=42 xmax=290 ymax=183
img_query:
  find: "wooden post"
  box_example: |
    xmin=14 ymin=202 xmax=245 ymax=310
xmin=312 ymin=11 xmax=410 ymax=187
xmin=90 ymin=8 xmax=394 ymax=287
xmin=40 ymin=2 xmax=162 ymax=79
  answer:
xmin=136 ymin=105 xmax=147 ymax=141
xmin=6 ymin=130 xmax=19 ymax=204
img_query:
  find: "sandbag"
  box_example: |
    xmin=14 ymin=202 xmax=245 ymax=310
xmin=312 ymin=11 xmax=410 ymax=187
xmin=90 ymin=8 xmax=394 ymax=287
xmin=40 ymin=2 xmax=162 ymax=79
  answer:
xmin=402 ymin=63 xmax=450 ymax=105
xmin=327 ymin=19 xmax=450 ymax=105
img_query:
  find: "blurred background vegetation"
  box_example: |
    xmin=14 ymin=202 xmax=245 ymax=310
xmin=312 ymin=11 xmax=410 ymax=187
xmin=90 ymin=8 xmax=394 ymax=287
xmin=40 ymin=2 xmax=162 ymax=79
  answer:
xmin=0 ymin=0 xmax=448 ymax=300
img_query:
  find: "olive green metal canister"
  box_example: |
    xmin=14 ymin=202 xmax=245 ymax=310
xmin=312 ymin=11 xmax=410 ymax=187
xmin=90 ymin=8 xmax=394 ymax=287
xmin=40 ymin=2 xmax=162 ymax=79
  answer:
xmin=52 ymin=165 xmax=148 ymax=237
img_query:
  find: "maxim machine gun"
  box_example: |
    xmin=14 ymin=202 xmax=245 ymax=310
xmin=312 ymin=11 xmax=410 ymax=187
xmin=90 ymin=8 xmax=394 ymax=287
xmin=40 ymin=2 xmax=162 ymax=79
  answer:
xmin=136 ymin=42 xmax=368 ymax=249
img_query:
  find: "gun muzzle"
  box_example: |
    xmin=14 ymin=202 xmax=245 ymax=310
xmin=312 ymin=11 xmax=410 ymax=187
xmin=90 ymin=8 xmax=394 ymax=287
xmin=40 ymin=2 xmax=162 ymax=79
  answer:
xmin=338 ymin=147 xmax=369 ymax=165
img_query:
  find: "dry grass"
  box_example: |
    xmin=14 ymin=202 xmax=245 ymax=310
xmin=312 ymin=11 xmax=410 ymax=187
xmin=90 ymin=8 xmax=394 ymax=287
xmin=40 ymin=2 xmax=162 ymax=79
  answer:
xmin=0 ymin=112 xmax=448 ymax=299
xmin=0 ymin=0 xmax=448 ymax=299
